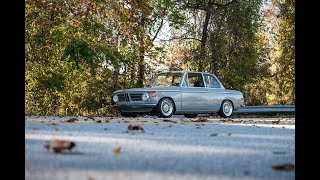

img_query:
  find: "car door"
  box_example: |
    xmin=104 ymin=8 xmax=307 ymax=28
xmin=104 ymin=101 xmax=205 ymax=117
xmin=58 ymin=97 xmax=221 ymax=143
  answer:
xmin=181 ymin=72 xmax=210 ymax=111
xmin=203 ymin=73 xmax=224 ymax=111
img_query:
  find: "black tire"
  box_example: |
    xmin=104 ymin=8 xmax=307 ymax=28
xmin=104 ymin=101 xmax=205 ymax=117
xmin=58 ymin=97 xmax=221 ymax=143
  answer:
xmin=218 ymin=100 xmax=234 ymax=118
xmin=120 ymin=112 xmax=137 ymax=117
xmin=184 ymin=114 xmax=198 ymax=118
xmin=155 ymin=98 xmax=175 ymax=118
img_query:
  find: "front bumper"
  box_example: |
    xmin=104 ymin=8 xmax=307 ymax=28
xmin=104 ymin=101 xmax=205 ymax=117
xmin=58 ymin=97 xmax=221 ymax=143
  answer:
xmin=114 ymin=103 xmax=157 ymax=112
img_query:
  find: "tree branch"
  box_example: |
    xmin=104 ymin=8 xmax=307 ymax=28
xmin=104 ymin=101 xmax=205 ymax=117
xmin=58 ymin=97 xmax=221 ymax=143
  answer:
xmin=151 ymin=18 xmax=164 ymax=42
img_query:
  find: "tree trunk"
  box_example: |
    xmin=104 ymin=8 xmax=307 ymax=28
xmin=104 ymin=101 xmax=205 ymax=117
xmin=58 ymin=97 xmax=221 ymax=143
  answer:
xmin=137 ymin=19 xmax=145 ymax=87
xmin=137 ymin=50 xmax=145 ymax=87
xmin=199 ymin=10 xmax=211 ymax=72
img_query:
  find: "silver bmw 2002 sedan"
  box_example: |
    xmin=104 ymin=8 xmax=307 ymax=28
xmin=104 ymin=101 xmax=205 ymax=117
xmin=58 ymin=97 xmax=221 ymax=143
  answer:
xmin=112 ymin=71 xmax=245 ymax=118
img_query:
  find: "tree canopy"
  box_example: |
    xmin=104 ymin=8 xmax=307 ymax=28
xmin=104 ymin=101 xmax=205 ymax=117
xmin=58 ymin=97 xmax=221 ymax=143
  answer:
xmin=25 ymin=0 xmax=295 ymax=116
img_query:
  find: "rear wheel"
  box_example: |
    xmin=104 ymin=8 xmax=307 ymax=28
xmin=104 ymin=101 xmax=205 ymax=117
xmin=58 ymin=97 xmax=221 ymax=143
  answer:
xmin=218 ymin=100 xmax=233 ymax=118
xmin=155 ymin=98 xmax=175 ymax=118
xmin=184 ymin=114 xmax=198 ymax=118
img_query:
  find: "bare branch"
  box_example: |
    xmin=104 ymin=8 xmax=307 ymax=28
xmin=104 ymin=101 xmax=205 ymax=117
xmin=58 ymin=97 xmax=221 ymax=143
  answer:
xmin=152 ymin=18 xmax=164 ymax=42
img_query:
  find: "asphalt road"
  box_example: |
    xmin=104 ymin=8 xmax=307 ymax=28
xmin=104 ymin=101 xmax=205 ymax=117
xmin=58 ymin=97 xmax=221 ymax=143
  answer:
xmin=25 ymin=116 xmax=295 ymax=180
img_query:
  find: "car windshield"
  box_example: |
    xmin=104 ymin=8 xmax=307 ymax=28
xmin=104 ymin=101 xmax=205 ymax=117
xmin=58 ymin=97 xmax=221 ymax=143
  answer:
xmin=148 ymin=72 xmax=183 ymax=87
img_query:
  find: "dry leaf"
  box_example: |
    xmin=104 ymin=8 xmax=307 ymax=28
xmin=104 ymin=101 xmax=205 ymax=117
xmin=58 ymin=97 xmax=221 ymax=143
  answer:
xmin=87 ymin=176 xmax=94 ymax=180
xmin=162 ymin=119 xmax=177 ymax=123
xmin=227 ymin=133 xmax=231 ymax=136
xmin=128 ymin=124 xmax=145 ymax=131
xmin=271 ymin=120 xmax=280 ymax=124
xmin=96 ymin=120 xmax=102 ymax=123
xmin=272 ymin=163 xmax=295 ymax=170
xmin=44 ymin=139 xmax=75 ymax=153
xmin=210 ymin=133 xmax=218 ymax=136
xmin=66 ymin=118 xmax=77 ymax=123
xmin=219 ymin=119 xmax=234 ymax=123
xmin=113 ymin=147 xmax=121 ymax=155
xmin=195 ymin=117 xmax=208 ymax=122
xmin=179 ymin=118 xmax=190 ymax=122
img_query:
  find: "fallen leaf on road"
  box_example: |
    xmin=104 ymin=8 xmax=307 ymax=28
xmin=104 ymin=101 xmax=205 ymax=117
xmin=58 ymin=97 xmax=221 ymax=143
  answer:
xmin=210 ymin=133 xmax=218 ymax=136
xmin=128 ymin=124 xmax=145 ymax=132
xmin=113 ymin=147 xmax=121 ymax=155
xmin=96 ymin=120 xmax=102 ymax=123
xmin=271 ymin=120 xmax=280 ymax=124
xmin=227 ymin=133 xmax=231 ymax=136
xmin=162 ymin=119 xmax=177 ymax=123
xmin=194 ymin=117 xmax=207 ymax=122
xmin=272 ymin=163 xmax=295 ymax=170
xmin=179 ymin=118 xmax=190 ymax=122
xmin=87 ymin=176 xmax=94 ymax=180
xmin=219 ymin=119 xmax=234 ymax=123
xmin=44 ymin=139 xmax=76 ymax=153
xmin=66 ymin=118 xmax=77 ymax=123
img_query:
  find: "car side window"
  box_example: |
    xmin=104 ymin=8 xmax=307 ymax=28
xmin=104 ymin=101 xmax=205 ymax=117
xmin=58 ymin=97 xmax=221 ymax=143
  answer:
xmin=187 ymin=73 xmax=205 ymax=87
xmin=204 ymin=74 xmax=221 ymax=88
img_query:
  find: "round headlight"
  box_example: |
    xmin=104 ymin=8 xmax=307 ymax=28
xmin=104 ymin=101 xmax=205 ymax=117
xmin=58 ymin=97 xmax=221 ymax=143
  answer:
xmin=142 ymin=93 xmax=149 ymax=101
xmin=113 ymin=95 xmax=118 ymax=103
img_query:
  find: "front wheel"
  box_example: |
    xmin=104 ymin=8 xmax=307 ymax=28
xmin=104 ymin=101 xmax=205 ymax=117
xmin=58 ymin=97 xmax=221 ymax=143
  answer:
xmin=218 ymin=100 xmax=233 ymax=118
xmin=155 ymin=98 xmax=175 ymax=118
